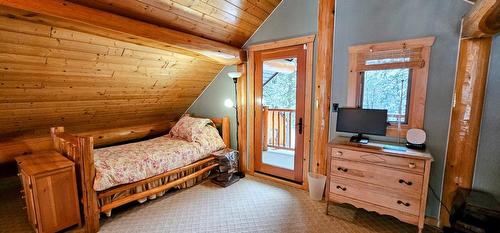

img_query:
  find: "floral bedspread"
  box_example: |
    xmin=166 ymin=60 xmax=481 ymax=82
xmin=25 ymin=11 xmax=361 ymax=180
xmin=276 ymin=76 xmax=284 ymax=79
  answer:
xmin=93 ymin=125 xmax=226 ymax=191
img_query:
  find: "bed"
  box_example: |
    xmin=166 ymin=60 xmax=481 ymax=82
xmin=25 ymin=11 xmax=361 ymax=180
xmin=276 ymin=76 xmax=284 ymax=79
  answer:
xmin=50 ymin=116 xmax=230 ymax=233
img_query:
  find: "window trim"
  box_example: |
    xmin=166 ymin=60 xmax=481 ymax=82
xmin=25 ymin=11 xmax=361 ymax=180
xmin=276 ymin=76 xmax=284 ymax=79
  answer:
xmin=347 ymin=37 xmax=435 ymax=137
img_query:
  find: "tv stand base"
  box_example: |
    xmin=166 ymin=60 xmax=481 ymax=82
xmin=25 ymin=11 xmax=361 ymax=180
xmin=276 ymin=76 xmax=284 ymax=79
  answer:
xmin=349 ymin=134 xmax=369 ymax=144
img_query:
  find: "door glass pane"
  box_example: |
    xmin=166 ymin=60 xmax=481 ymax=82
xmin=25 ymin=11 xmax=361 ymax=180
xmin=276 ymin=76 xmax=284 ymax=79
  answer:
xmin=261 ymin=58 xmax=297 ymax=170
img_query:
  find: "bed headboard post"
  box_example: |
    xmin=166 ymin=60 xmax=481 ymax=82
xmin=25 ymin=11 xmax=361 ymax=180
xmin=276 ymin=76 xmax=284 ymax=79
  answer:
xmin=209 ymin=116 xmax=231 ymax=148
xmin=50 ymin=127 xmax=64 ymax=152
xmin=222 ymin=116 xmax=231 ymax=148
xmin=50 ymin=127 xmax=100 ymax=232
xmin=78 ymin=136 xmax=100 ymax=233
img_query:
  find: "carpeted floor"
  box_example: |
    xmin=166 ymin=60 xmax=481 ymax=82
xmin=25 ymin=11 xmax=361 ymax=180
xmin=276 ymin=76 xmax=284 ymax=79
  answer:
xmin=0 ymin=176 xmax=33 ymax=233
xmin=0 ymin=175 xmax=440 ymax=233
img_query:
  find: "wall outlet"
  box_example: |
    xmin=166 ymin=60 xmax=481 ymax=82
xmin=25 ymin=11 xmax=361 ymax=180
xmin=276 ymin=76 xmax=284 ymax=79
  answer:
xmin=332 ymin=103 xmax=339 ymax=112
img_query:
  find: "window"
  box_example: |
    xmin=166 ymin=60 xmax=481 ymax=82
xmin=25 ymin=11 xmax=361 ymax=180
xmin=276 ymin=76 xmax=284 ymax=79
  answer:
xmin=347 ymin=37 xmax=435 ymax=137
xmin=361 ymin=68 xmax=411 ymax=123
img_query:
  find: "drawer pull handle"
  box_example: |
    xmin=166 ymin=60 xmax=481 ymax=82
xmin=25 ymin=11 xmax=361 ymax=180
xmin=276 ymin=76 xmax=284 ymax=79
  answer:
xmin=408 ymin=163 xmax=416 ymax=169
xmin=398 ymin=179 xmax=413 ymax=186
xmin=397 ymin=200 xmax=411 ymax=207
xmin=337 ymin=167 xmax=348 ymax=172
xmin=21 ymin=195 xmax=25 ymax=199
xmin=336 ymin=185 xmax=347 ymax=191
xmin=335 ymin=151 xmax=343 ymax=156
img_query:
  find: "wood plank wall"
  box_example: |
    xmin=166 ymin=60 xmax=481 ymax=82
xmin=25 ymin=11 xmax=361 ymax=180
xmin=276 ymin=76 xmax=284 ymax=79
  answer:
xmin=0 ymin=12 xmax=224 ymax=164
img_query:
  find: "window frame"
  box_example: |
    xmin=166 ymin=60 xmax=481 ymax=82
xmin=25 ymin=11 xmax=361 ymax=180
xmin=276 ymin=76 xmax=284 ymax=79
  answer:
xmin=347 ymin=37 xmax=435 ymax=137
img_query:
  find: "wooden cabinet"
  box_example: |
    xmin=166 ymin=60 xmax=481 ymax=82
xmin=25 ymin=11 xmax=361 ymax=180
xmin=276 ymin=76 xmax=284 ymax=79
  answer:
xmin=16 ymin=151 xmax=81 ymax=233
xmin=327 ymin=137 xmax=433 ymax=233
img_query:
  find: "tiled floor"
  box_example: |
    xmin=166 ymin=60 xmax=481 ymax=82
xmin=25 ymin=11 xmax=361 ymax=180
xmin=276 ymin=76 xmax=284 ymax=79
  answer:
xmin=0 ymin=176 xmax=440 ymax=233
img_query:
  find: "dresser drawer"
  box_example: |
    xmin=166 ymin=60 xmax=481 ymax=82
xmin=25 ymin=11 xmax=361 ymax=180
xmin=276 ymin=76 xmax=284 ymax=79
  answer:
xmin=330 ymin=176 xmax=420 ymax=216
xmin=331 ymin=148 xmax=425 ymax=173
xmin=331 ymin=158 xmax=423 ymax=196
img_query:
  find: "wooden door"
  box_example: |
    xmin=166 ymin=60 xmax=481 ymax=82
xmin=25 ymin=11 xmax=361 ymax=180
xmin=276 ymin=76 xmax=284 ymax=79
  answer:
xmin=254 ymin=45 xmax=306 ymax=183
xmin=33 ymin=167 xmax=81 ymax=233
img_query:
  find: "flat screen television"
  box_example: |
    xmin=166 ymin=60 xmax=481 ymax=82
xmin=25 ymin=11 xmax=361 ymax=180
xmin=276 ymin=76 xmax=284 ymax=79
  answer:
xmin=336 ymin=108 xmax=388 ymax=143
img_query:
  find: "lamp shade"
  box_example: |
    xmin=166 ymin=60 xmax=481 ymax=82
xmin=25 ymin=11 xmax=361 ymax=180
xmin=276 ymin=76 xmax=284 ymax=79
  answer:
xmin=227 ymin=72 xmax=242 ymax=79
xmin=224 ymin=99 xmax=234 ymax=108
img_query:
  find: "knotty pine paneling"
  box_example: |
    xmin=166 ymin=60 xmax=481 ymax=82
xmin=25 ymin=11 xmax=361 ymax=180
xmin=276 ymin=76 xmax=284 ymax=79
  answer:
xmin=0 ymin=14 xmax=224 ymax=163
xmin=68 ymin=0 xmax=282 ymax=47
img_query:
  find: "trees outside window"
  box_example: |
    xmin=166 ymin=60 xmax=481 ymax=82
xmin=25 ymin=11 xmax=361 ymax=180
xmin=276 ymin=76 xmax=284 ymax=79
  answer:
xmin=361 ymin=68 xmax=411 ymax=123
xmin=262 ymin=72 xmax=297 ymax=109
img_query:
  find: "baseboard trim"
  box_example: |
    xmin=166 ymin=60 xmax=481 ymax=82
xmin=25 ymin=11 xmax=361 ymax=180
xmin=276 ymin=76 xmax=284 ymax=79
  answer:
xmin=425 ymin=216 xmax=440 ymax=228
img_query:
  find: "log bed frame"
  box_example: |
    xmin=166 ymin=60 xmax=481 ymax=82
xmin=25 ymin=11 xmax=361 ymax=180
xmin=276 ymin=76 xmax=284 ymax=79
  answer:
xmin=49 ymin=116 xmax=230 ymax=233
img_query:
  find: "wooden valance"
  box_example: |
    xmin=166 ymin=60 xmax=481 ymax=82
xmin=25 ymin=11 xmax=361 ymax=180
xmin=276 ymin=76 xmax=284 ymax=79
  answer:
xmin=356 ymin=47 xmax=425 ymax=71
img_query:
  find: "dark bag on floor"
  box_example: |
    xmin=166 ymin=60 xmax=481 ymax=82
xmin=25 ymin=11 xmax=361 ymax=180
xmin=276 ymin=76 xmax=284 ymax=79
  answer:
xmin=212 ymin=149 xmax=240 ymax=187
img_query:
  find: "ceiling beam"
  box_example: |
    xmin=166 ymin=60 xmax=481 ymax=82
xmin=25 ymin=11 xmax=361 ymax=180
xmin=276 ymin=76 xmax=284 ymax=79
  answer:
xmin=0 ymin=0 xmax=243 ymax=65
xmin=462 ymin=0 xmax=500 ymax=38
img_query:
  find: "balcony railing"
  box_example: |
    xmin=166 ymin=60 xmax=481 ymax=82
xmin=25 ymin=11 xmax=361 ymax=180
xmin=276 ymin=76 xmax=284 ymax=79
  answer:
xmin=261 ymin=111 xmax=404 ymax=151
xmin=387 ymin=113 xmax=406 ymax=124
xmin=263 ymin=106 xmax=295 ymax=151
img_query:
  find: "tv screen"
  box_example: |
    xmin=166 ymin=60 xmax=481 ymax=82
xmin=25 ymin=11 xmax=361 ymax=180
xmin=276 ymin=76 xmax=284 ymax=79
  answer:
xmin=336 ymin=108 xmax=388 ymax=136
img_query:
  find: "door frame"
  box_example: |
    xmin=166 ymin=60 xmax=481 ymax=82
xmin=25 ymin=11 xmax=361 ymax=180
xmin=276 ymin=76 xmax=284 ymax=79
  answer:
xmin=246 ymin=35 xmax=315 ymax=189
xmin=254 ymin=45 xmax=306 ymax=182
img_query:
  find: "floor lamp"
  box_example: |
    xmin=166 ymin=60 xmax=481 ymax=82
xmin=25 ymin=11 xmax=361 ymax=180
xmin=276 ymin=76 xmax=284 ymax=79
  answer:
xmin=225 ymin=71 xmax=244 ymax=178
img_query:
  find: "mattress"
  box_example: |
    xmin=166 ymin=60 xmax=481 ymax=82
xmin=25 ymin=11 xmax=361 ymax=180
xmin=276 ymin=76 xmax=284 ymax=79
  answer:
xmin=93 ymin=127 xmax=225 ymax=191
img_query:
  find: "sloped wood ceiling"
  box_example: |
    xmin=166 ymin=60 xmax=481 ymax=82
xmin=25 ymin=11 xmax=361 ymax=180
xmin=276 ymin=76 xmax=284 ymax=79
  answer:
xmin=68 ymin=0 xmax=281 ymax=47
xmin=0 ymin=0 xmax=281 ymax=163
xmin=0 ymin=13 xmax=223 ymax=138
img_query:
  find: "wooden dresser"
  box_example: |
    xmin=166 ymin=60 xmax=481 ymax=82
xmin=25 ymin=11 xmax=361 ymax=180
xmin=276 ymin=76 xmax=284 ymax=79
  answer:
xmin=16 ymin=151 xmax=81 ymax=233
xmin=327 ymin=137 xmax=433 ymax=233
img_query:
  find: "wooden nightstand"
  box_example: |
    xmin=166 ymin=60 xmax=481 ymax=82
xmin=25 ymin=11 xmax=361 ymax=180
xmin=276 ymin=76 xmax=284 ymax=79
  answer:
xmin=16 ymin=151 xmax=81 ymax=233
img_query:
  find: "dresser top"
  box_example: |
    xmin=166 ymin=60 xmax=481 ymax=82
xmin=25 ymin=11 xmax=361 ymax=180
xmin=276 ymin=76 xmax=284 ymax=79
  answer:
xmin=329 ymin=137 xmax=433 ymax=161
xmin=15 ymin=150 xmax=73 ymax=175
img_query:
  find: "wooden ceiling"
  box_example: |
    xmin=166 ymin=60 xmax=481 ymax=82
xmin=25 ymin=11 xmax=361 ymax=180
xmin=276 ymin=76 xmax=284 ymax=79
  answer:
xmin=0 ymin=12 xmax=224 ymax=139
xmin=67 ymin=0 xmax=281 ymax=47
xmin=0 ymin=1 xmax=282 ymax=163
